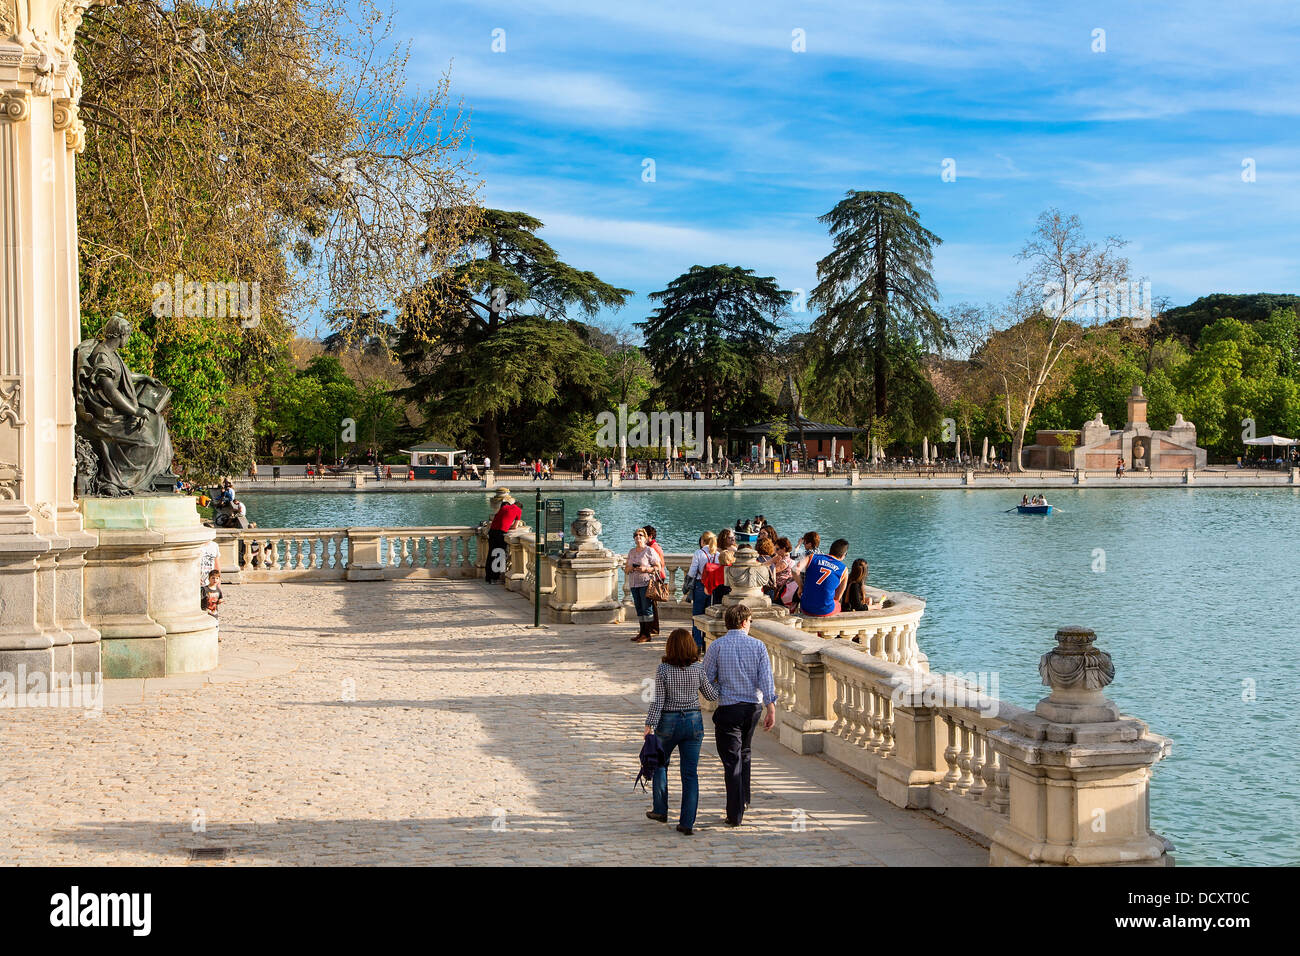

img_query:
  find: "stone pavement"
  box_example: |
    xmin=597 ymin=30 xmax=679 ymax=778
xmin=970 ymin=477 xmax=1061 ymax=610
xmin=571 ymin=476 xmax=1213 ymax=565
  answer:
xmin=0 ymin=580 xmax=986 ymax=866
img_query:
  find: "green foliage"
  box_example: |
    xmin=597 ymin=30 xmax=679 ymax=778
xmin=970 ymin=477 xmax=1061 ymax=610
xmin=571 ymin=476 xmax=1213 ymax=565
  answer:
xmin=639 ymin=264 xmax=789 ymax=441
xmin=810 ymin=191 xmax=948 ymax=421
xmin=398 ymin=212 xmax=628 ymax=461
xmin=1163 ymin=294 xmax=1300 ymax=343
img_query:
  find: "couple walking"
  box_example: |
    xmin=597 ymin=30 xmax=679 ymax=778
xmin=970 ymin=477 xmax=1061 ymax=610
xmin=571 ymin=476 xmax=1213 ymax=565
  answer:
xmin=642 ymin=604 xmax=777 ymax=834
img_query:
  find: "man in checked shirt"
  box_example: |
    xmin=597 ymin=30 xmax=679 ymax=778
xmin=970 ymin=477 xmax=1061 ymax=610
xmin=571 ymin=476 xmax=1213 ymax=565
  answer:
xmin=702 ymin=603 xmax=777 ymax=826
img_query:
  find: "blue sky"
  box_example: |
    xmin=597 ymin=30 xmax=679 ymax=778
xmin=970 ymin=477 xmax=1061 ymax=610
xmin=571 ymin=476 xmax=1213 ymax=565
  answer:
xmin=396 ymin=0 xmax=1300 ymax=336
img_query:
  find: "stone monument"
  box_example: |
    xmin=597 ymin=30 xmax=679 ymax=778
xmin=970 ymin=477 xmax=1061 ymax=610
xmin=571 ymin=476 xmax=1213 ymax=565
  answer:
xmin=0 ymin=1 xmax=107 ymax=690
xmin=74 ymin=314 xmax=218 ymax=678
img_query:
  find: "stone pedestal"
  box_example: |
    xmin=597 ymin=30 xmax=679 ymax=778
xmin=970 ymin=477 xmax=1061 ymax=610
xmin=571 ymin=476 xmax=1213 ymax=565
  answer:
xmin=548 ymin=508 xmax=623 ymax=624
xmin=0 ymin=2 xmax=104 ymax=689
xmin=990 ymin=626 xmax=1173 ymax=866
xmin=345 ymin=529 xmax=385 ymax=581
xmin=81 ymin=496 xmax=218 ymax=679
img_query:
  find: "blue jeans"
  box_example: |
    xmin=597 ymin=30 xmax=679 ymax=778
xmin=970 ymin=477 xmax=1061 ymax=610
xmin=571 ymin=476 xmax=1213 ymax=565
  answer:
xmin=631 ymin=585 xmax=653 ymax=623
xmin=652 ymin=710 xmax=704 ymax=828
xmin=691 ymin=585 xmax=710 ymax=649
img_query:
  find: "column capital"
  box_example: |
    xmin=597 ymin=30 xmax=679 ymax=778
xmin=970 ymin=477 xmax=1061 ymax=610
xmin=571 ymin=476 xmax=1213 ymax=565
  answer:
xmin=0 ymin=87 xmax=28 ymax=121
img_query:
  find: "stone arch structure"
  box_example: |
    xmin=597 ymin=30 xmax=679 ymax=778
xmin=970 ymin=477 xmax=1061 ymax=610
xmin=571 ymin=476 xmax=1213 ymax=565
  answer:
xmin=0 ymin=0 xmax=107 ymax=684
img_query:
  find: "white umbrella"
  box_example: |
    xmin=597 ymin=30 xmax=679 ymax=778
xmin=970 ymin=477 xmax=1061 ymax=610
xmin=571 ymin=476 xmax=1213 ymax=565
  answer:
xmin=1244 ymin=435 xmax=1295 ymax=446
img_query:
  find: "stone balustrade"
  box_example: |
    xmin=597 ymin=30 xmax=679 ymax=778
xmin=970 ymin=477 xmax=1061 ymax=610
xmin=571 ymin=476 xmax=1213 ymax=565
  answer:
xmin=693 ymin=613 xmax=1172 ymax=865
xmin=217 ymin=526 xmax=480 ymax=583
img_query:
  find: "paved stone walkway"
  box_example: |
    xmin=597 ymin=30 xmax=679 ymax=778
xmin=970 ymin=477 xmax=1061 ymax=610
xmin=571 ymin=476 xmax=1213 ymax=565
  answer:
xmin=0 ymin=580 xmax=986 ymax=866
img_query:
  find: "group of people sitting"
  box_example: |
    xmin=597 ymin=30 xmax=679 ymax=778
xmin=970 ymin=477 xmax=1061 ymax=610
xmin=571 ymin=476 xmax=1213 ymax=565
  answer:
xmin=682 ymin=517 xmax=883 ymax=647
xmin=1020 ymin=494 xmax=1049 ymax=506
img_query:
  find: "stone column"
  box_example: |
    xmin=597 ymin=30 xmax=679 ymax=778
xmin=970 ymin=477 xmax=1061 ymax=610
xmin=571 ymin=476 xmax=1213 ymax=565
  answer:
xmin=548 ymin=508 xmax=623 ymax=624
xmin=0 ymin=2 xmax=104 ymax=688
xmin=990 ymin=627 xmax=1173 ymax=866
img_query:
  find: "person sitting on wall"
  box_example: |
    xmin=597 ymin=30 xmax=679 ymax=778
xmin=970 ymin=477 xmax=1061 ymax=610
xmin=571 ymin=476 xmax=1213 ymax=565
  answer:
xmin=799 ymin=538 xmax=849 ymax=618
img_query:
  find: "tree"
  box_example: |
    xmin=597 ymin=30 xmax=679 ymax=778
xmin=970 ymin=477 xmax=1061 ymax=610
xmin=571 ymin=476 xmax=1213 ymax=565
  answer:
xmin=397 ymin=210 xmax=629 ymax=463
xmin=76 ymin=0 xmax=481 ymax=479
xmin=639 ymin=265 xmax=789 ymax=451
xmin=809 ymin=191 xmax=948 ymax=425
xmin=963 ymin=210 xmax=1132 ymax=471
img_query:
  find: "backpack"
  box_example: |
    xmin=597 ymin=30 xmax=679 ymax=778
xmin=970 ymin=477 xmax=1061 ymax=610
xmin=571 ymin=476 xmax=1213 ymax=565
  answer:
xmin=634 ymin=732 xmax=666 ymax=792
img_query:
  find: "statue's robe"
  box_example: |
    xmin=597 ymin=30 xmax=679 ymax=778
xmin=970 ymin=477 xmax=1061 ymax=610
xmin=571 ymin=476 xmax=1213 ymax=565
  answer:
xmin=74 ymin=340 xmax=175 ymax=494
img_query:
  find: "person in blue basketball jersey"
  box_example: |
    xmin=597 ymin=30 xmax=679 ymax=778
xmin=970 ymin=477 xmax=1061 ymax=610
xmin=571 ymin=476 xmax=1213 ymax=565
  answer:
xmin=799 ymin=538 xmax=849 ymax=617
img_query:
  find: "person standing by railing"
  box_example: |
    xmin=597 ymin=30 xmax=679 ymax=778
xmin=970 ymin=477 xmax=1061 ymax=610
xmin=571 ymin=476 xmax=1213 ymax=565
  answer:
xmin=703 ymin=604 xmax=776 ymax=827
xmin=644 ymin=525 xmax=666 ymax=637
xmin=485 ymin=492 xmax=523 ymax=584
xmin=626 ymin=529 xmax=661 ymax=643
xmin=686 ymin=531 xmax=717 ymax=652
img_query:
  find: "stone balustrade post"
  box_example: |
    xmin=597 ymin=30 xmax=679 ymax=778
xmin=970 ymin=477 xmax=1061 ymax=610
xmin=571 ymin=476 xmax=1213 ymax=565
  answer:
xmin=216 ymin=531 xmax=242 ymax=584
xmin=875 ymin=669 xmax=948 ymax=809
xmin=989 ymin=626 xmax=1173 ymax=866
xmin=504 ymin=528 xmax=531 ymax=592
xmin=548 ymin=508 xmax=623 ymax=624
xmin=345 ymin=529 xmax=385 ymax=581
xmin=778 ymin=639 xmax=835 ymax=754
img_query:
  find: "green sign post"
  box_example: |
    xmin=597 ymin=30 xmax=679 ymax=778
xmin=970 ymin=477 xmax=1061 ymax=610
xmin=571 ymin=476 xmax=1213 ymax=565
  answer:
xmin=544 ymin=499 xmax=565 ymax=554
xmin=533 ymin=490 xmax=542 ymax=628
xmin=532 ymin=495 xmax=564 ymax=629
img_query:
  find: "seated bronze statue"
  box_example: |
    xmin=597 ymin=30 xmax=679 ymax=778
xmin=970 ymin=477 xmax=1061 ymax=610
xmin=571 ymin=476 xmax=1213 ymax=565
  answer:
xmin=75 ymin=313 xmax=177 ymax=496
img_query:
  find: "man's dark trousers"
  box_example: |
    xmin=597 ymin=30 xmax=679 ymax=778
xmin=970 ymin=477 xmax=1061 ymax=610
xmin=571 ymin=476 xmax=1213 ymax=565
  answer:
xmin=713 ymin=702 xmax=762 ymax=823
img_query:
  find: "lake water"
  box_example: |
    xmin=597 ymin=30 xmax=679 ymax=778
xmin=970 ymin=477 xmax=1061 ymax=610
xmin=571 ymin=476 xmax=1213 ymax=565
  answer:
xmin=242 ymin=486 xmax=1300 ymax=866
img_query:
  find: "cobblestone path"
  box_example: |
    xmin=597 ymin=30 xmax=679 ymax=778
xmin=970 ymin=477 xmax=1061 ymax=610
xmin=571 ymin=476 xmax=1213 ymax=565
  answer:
xmin=0 ymin=580 xmax=986 ymax=866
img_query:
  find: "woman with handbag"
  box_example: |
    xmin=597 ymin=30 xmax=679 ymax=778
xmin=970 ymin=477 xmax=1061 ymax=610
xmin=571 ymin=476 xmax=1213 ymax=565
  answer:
xmin=643 ymin=526 xmax=667 ymax=636
xmin=686 ymin=531 xmax=717 ymax=652
xmin=626 ymin=528 xmax=663 ymax=643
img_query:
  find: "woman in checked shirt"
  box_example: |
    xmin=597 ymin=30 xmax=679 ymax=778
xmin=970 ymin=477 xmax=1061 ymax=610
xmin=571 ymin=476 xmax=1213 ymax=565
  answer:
xmin=643 ymin=629 xmax=720 ymax=835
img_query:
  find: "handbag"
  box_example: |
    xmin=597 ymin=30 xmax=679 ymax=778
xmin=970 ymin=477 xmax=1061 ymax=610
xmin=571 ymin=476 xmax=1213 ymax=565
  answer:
xmin=646 ymin=570 xmax=671 ymax=603
xmin=681 ymin=574 xmax=696 ymax=602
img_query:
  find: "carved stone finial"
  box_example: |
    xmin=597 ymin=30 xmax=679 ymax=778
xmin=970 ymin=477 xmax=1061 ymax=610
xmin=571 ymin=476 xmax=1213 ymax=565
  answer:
xmin=1039 ymin=626 xmax=1114 ymax=690
xmin=1035 ymin=626 xmax=1120 ymax=724
xmin=723 ymin=545 xmax=770 ymax=607
xmin=568 ymin=508 xmax=603 ymax=552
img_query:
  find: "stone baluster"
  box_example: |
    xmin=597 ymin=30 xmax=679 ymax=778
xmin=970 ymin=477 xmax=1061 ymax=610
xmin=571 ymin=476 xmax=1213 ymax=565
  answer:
xmin=956 ymin=723 xmax=974 ymax=793
xmin=993 ymin=748 xmax=1011 ymax=814
xmin=831 ymin=678 xmax=848 ymax=737
xmin=942 ymin=716 xmax=961 ymax=789
xmin=878 ymin=692 xmax=894 ymax=757
xmin=968 ymin=731 xmax=987 ymax=800
xmin=847 ymin=680 xmax=865 ymax=745
xmin=866 ymin=688 xmax=883 ymax=751
xmin=981 ymin=745 xmax=1000 ymax=808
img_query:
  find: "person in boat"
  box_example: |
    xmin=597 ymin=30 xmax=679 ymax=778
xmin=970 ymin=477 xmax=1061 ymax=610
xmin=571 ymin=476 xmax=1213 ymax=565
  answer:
xmin=1021 ymin=495 xmax=1029 ymax=506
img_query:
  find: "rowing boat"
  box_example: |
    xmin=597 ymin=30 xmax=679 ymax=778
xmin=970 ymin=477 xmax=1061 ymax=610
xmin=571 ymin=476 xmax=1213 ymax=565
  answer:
xmin=1016 ymin=504 xmax=1052 ymax=515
